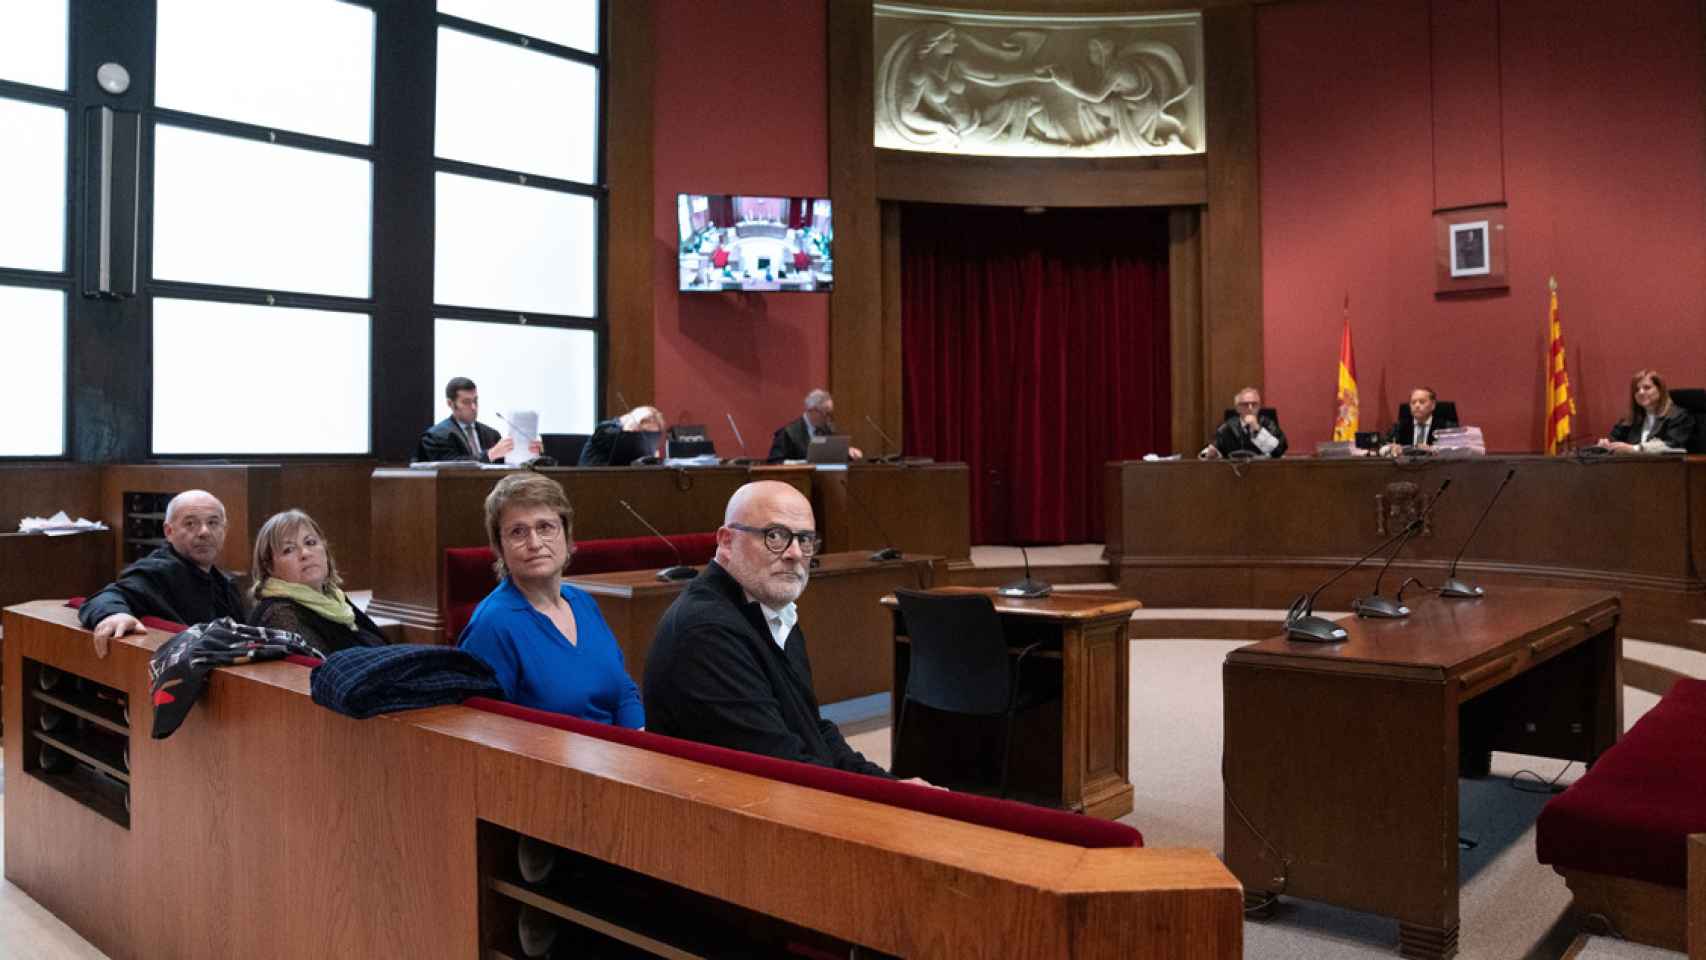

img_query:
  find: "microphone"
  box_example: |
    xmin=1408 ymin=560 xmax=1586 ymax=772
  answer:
xmin=617 ymin=499 xmax=697 ymax=581
xmin=615 ymin=391 xmax=631 ymax=412
xmin=862 ymin=415 xmax=902 ymax=464
xmin=837 ymin=474 xmax=902 ymax=561
xmin=1353 ymin=479 xmax=1452 ymax=619
xmin=1285 ymin=511 xmax=1442 ymax=642
xmin=1440 ymin=469 xmax=1516 ymax=598
xmin=722 ymin=413 xmax=754 ymax=466
xmin=998 ymin=544 xmax=1052 ymax=598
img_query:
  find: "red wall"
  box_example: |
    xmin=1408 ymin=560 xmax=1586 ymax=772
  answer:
xmin=1258 ymin=0 xmax=1706 ymax=452
xmin=650 ymin=0 xmax=830 ymax=457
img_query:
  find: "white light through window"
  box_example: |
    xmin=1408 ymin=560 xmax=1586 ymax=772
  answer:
xmin=434 ymin=173 xmax=595 ymax=316
xmin=153 ymin=299 xmax=370 ymax=454
xmin=437 ymin=0 xmax=599 ymax=54
xmin=436 ymin=27 xmax=598 ymax=183
xmin=0 ymin=100 xmax=67 ymax=272
xmin=0 ymin=0 xmax=68 ymax=90
xmin=0 ymin=286 xmax=66 ymax=456
xmin=153 ymin=125 xmax=372 ymax=297
xmin=155 ymin=0 xmax=375 ymax=144
xmin=433 ymin=319 xmax=596 ymax=435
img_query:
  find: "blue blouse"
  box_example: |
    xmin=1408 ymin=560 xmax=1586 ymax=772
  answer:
xmin=458 ymin=578 xmax=644 ymax=729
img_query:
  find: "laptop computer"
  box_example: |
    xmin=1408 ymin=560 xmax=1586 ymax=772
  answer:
xmin=805 ymin=433 xmax=852 ymax=464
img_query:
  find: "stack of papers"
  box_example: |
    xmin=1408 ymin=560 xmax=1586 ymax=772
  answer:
xmin=19 ymin=511 xmax=109 ymax=536
xmin=1432 ymin=427 xmax=1486 ymax=456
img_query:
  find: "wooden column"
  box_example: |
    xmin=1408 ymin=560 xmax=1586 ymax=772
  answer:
xmin=1201 ymin=4 xmax=1264 ymax=417
xmin=606 ymin=0 xmax=656 ymax=414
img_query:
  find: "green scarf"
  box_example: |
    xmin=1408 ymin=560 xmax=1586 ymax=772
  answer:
xmin=259 ymin=578 xmax=356 ymax=630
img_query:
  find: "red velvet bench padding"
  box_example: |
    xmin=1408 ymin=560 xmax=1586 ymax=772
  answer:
xmin=460 ymin=696 xmax=1143 ymax=850
xmin=442 ymin=534 xmax=718 ymax=643
xmin=1536 ymin=677 xmax=1706 ymax=888
xmin=67 ymin=600 xmax=1142 ymax=849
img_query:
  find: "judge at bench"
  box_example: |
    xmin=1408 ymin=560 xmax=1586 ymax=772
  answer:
xmin=767 ymin=388 xmax=862 ymax=462
xmin=1599 ymin=368 xmax=1694 ymax=454
xmin=1200 ymin=387 xmax=1288 ymax=459
xmin=78 ymin=489 xmax=241 ymax=657
xmin=1381 ymin=386 xmax=1457 ymax=455
xmin=415 ymin=376 xmax=541 ymax=463
xmin=642 ymin=481 xmax=892 ymax=777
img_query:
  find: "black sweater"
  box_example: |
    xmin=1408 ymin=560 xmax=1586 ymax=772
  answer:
xmin=643 ymin=561 xmax=890 ymax=777
xmin=78 ymin=544 xmax=241 ymax=631
xmin=250 ymin=595 xmax=386 ymax=655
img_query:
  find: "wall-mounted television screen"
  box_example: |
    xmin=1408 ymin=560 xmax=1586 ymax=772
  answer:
xmin=677 ymin=194 xmax=833 ymax=293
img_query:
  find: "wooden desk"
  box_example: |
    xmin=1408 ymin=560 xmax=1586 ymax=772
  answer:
xmin=885 ymin=588 xmax=1140 ymax=819
xmin=1105 ymin=456 xmax=1706 ymax=647
xmin=812 ymin=462 xmax=972 ymax=563
xmin=1222 ymin=587 xmax=1621 ymax=959
xmin=570 ymin=551 xmax=941 ymax=704
xmin=3 ymin=600 xmax=1243 ymax=959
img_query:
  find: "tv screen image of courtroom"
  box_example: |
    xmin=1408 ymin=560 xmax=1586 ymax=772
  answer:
xmin=677 ymin=194 xmax=833 ymax=292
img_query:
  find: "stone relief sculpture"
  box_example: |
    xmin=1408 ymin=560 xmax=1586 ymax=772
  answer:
xmin=875 ymin=10 xmax=1203 ymax=159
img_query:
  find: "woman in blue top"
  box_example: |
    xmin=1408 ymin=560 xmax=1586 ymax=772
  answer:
xmin=459 ymin=472 xmax=644 ymax=728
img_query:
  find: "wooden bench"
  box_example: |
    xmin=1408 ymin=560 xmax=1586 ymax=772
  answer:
xmin=3 ymin=600 xmax=1243 ymax=958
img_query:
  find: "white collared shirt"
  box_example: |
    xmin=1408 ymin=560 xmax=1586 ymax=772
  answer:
xmin=759 ymin=600 xmax=798 ymax=650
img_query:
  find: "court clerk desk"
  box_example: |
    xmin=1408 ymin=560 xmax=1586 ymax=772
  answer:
xmin=1222 ymin=586 xmax=1620 ymax=960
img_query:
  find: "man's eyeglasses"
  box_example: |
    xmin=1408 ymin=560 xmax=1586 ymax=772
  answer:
xmin=729 ymin=523 xmax=821 ymax=556
xmin=503 ymin=519 xmax=563 ymax=545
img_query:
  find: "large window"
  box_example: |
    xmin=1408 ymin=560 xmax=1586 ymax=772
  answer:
xmin=432 ymin=4 xmax=604 ymax=435
xmin=148 ymin=0 xmax=376 ymax=454
xmin=0 ymin=2 xmax=69 ymax=457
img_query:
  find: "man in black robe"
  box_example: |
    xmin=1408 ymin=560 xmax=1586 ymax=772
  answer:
xmin=643 ymin=480 xmax=895 ymax=777
xmin=79 ymin=489 xmax=241 ymax=657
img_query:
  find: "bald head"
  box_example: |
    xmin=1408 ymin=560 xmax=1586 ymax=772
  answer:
xmin=718 ymin=481 xmax=815 ymax=606
xmin=163 ymin=490 xmax=227 ymax=571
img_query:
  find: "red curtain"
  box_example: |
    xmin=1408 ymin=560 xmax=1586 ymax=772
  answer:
xmin=708 ymin=195 xmax=737 ymax=228
xmin=788 ymin=197 xmax=810 ymax=229
xmin=901 ymin=204 xmax=1171 ymax=545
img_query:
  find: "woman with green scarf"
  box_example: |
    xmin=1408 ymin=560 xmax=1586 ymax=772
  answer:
xmin=249 ymin=509 xmax=385 ymax=653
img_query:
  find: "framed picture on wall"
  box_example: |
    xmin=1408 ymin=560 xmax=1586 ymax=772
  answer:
xmin=1434 ymin=205 xmax=1507 ymax=293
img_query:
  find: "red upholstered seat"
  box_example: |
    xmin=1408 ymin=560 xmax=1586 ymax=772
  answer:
xmin=1536 ymin=677 xmax=1706 ymax=888
xmin=440 ymin=533 xmax=717 ymax=643
xmin=463 ymin=696 xmax=1143 ymax=850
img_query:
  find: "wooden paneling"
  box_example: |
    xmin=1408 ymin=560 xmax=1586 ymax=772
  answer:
xmin=5 ymin=601 xmax=1244 ymax=960
xmin=0 ymin=465 xmax=102 ymax=530
xmin=0 ymin=532 xmax=112 ymax=609
xmin=1201 ymin=5 xmax=1264 ymax=411
xmin=1168 ymin=208 xmax=1206 ymax=454
xmin=812 ymin=462 xmax=972 ymax=562
xmin=606 ymin=0 xmax=656 ymax=413
xmin=1559 ymin=870 xmax=1688 ymax=954
xmin=572 ymin=552 xmax=939 ymax=704
xmin=827 ymin=0 xmax=887 ymax=460
xmin=99 ymin=465 xmax=283 ymax=578
xmin=876 ymin=151 xmax=1207 ymax=207
xmin=880 ymin=201 xmax=904 ymax=451
xmin=277 ymin=461 xmax=379 ymax=590
xmin=1105 ymin=457 xmax=1706 ymax=649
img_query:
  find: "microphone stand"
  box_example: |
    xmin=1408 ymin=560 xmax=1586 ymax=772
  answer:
xmin=998 ymin=544 xmax=1052 ymax=598
xmin=838 ymin=474 xmax=902 ymax=561
xmin=1352 ymin=479 xmax=1452 ymax=619
xmin=617 ymin=499 xmax=697 ymax=581
xmin=862 ymin=415 xmax=903 ymax=464
xmin=722 ymin=413 xmax=755 ymax=466
xmin=1286 ymin=518 xmax=1434 ymax=642
xmin=1440 ymin=468 xmax=1516 ymax=598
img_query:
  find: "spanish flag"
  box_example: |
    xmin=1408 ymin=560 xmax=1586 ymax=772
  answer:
xmin=1544 ymin=277 xmax=1576 ymax=454
xmin=1332 ymin=299 xmax=1359 ymax=441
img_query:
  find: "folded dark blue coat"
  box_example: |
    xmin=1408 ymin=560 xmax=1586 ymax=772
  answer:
xmin=309 ymin=644 xmax=502 ymax=719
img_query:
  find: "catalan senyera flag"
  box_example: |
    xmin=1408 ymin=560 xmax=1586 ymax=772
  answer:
xmin=1332 ymin=299 xmax=1359 ymax=442
xmin=1544 ymin=277 xmax=1576 ymax=455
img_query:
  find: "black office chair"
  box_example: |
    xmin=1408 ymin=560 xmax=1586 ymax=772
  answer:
xmin=1669 ymin=388 xmax=1706 ymax=453
xmin=1393 ymin=400 xmax=1459 ymax=440
xmin=892 ymin=589 xmax=1058 ymax=797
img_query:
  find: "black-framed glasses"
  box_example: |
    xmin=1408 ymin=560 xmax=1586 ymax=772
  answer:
xmin=729 ymin=523 xmax=821 ymax=557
